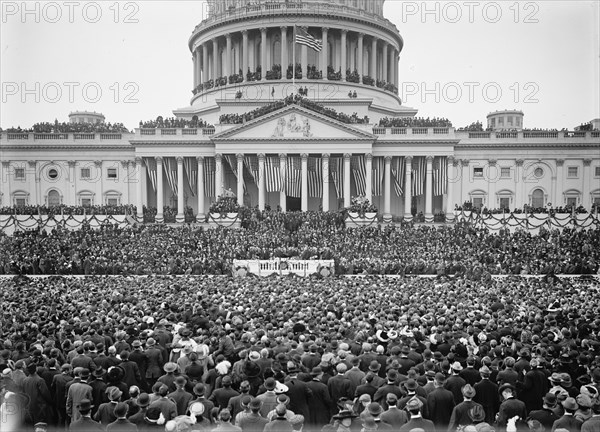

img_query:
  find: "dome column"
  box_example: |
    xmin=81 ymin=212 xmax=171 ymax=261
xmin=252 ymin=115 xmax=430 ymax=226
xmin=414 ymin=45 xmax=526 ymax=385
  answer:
xmin=357 ymin=33 xmax=364 ymax=78
xmin=242 ymin=30 xmax=249 ymax=81
xmin=280 ymin=27 xmax=288 ymax=79
xmin=321 ymin=27 xmax=328 ymax=80
xmin=382 ymin=42 xmax=388 ymax=83
xmin=260 ymin=27 xmax=267 ymax=82
xmin=370 ymin=37 xmax=377 ymax=79
xmin=341 ymin=30 xmax=347 ymax=81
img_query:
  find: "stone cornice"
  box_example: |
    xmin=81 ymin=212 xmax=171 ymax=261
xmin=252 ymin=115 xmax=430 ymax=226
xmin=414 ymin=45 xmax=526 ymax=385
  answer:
xmin=455 ymin=142 xmax=600 ymax=150
xmin=0 ymin=145 xmax=134 ymax=151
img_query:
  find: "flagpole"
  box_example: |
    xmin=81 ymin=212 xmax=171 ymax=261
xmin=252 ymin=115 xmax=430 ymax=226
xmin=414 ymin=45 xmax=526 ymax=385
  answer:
xmin=292 ymin=24 xmax=296 ymax=90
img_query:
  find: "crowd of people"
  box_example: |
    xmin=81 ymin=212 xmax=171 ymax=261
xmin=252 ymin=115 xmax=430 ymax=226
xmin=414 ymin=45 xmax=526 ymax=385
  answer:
xmin=378 ymin=117 xmax=453 ymax=128
xmin=0 ymin=273 xmax=599 ymax=432
xmin=3 ymin=121 xmax=130 ymax=134
xmin=0 ymin=205 xmax=136 ymax=217
xmin=1 ymin=210 xmax=599 ymax=276
xmin=454 ymin=203 xmax=596 ymax=216
xmin=138 ymin=117 xmax=212 ymax=129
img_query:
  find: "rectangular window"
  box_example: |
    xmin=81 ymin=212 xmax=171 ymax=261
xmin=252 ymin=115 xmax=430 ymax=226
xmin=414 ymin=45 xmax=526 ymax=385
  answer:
xmin=507 ymin=116 xmax=513 ymax=126
xmin=500 ymin=197 xmax=510 ymax=209
xmin=498 ymin=118 xmax=504 ymax=126
xmin=107 ymin=198 xmax=119 ymax=206
xmin=14 ymin=168 xmax=25 ymax=179
xmin=490 ymin=118 xmax=495 ymax=127
xmin=472 ymin=198 xmax=483 ymax=208
xmin=594 ymin=197 xmax=600 ymax=205
xmin=500 ymin=167 xmax=511 ymax=178
xmin=473 ymin=167 xmax=484 ymax=178
xmin=15 ymin=198 xmax=26 ymax=206
xmin=81 ymin=168 xmax=91 ymax=179
xmin=516 ymin=117 xmax=521 ymax=126
xmin=107 ymin=168 xmax=118 ymax=179
xmin=567 ymin=197 xmax=577 ymax=207
xmin=595 ymin=166 xmax=600 ymax=177
xmin=81 ymin=198 xmax=92 ymax=206
xmin=567 ymin=166 xmax=578 ymax=178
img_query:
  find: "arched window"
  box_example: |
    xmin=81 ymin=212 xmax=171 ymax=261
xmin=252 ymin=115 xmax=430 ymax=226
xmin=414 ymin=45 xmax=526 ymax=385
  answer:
xmin=272 ymin=40 xmax=281 ymax=67
xmin=47 ymin=190 xmax=61 ymax=207
xmin=531 ymin=188 xmax=544 ymax=208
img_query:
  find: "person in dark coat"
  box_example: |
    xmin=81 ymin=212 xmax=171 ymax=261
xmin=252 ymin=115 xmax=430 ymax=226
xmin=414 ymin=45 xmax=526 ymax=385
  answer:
xmin=128 ymin=393 xmax=151 ymax=426
xmin=496 ymin=383 xmax=528 ymax=429
xmin=69 ymin=399 xmax=104 ymax=431
xmin=426 ymin=372 xmax=455 ymax=429
xmin=119 ymin=351 xmax=143 ymax=389
xmin=167 ymin=376 xmax=193 ymax=416
xmin=129 ymin=341 xmax=149 ymax=392
xmin=552 ymin=397 xmax=583 ymax=432
xmin=445 ymin=362 xmax=468 ymax=405
xmin=327 ymin=363 xmax=355 ymax=413
xmin=473 ymin=365 xmax=500 ymax=425
xmin=144 ymin=339 xmax=164 ymax=389
xmin=518 ymin=358 xmax=549 ymax=412
xmin=448 ymin=384 xmax=483 ymax=431
xmin=22 ymin=363 xmax=53 ymax=425
xmin=52 ymin=363 xmax=74 ymax=427
xmin=106 ymin=402 xmax=138 ymax=431
xmin=209 ymin=375 xmax=239 ymax=410
xmin=283 ymin=363 xmax=313 ymax=420
xmin=527 ymin=392 xmax=559 ymax=431
xmin=460 ymin=357 xmax=481 ymax=386
xmin=373 ymin=369 xmax=404 ymax=410
xmin=306 ymin=367 xmax=333 ymax=426
xmin=398 ymin=397 xmax=435 ymax=432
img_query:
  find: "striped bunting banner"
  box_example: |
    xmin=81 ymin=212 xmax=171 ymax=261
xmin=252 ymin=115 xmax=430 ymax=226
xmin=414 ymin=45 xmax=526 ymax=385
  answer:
xmin=308 ymin=157 xmax=322 ymax=198
xmin=144 ymin=157 xmax=157 ymax=192
xmin=351 ymin=155 xmax=366 ymax=197
xmin=203 ymin=157 xmax=215 ymax=197
xmin=411 ymin=156 xmax=426 ymax=196
xmin=266 ymin=156 xmax=282 ymax=192
xmin=162 ymin=157 xmax=178 ymax=195
xmin=286 ymin=156 xmax=302 ymax=198
xmin=434 ymin=156 xmax=447 ymax=196
xmin=244 ymin=155 xmax=259 ymax=185
xmin=184 ymin=157 xmax=196 ymax=197
xmin=330 ymin=157 xmax=344 ymax=199
xmin=372 ymin=156 xmax=384 ymax=196
xmin=224 ymin=155 xmax=246 ymax=192
xmin=391 ymin=156 xmax=405 ymax=197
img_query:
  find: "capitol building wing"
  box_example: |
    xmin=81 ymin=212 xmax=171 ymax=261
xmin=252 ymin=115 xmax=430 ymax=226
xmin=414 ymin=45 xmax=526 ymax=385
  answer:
xmin=1 ymin=0 xmax=599 ymax=222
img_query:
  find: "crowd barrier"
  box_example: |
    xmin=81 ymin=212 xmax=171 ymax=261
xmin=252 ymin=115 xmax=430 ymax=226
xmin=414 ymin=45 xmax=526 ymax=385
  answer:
xmin=453 ymin=210 xmax=600 ymax=232
xmin=232 ymin=259 xmax=335 ymax=277
xmin=0 ymin=214 xmax=131 ymax=235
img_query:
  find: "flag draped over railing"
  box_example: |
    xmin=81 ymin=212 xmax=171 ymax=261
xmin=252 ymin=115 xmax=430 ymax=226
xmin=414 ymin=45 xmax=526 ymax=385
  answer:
xmin=372 ymin=157 xmax=384 ymax=196
xmin=391 ymin=156 xmax=405 ymax=197
xmin=412 ymin=156 xmax=426 ymax=196
xmin=330 ymin=157 xmax=344 ymax=199
xmin=351 ymin=155 xmax=366 ymax=197
xmin=286 ymin=156 xmax=302 ymax=198
xmin=163 ymin=157 xmax=178 ymax=196
xmin=144 ymin=157 xmax=157 ymax=192
xmin=184 ymin=157 xmax=196 ymax=197
xmin=434 ymin=156 xmax=447 ymax=196
xmin=308 ymin=157 xmax=322 ymax=198
xmin=266 ymin=156 xmax=282 ymax=192
xmin=204 ymin=157 xmax=215 ymax=197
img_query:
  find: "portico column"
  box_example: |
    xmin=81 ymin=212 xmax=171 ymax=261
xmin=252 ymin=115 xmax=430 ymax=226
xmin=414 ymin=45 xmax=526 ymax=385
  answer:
xmin=201 ymin=44 xmax=208 ymax=84
xmin=176 ymin=157 xmax=185 ymax=223
xmin=343 ymin=153 xmax=351 ymax=207
xmin=225 ymin=33 xmax=232 ymax=78
xmin=446 ymin=156 xmax=455 ymax=221
xmin=242 ymin=30 xmax=249 ymax=81
xmin=341 ymin=30 xmax=347 ymax=81
xmin=425 ymin=156 xmax=434 ymax=222
xmin=156 ymin=157 xmax=164 ymax=223
xmin=301 ymin=154 xmax=309 ymax=211
xmin=237 ymin=153 xmax=244 ymax=206
xmin=384 ymin=156 xmax=392 ymax=220
xmin=382 ymin=42 xmax=388 ymax=82
xmin=322 ymin=153 xmax=330 ymax=211
xmin=215 ymin=153 xmax=223 ymax=197
xmin=321 ymin=27 xmax=328 ymax=80
xmin=404 ymin=156 xmax=413 ymax=220
xmin=370 ymin=37 xmax=377 ymax=79
xmin=279 ymin=153 xmax=287 ymax=212
xmin=197 ymin=156 xmax=205 ymax=218
xmin=260 ymin=27 xmax=267 ymax=81
xmin=258 ymin=153 xmax=266 ymax=209
xmin=357 ymin=33 xmax=364 ymax=78
xmin=365 ymin=153 xmax=373 ymax=203
xmin=212 ymin=38 xmax=219 ymax=80
xmin=280 ymin=27 xmax=288 ymax=78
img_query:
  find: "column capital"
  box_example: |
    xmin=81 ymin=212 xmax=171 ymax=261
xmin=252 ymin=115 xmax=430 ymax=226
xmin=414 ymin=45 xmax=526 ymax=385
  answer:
xmin=279 ymin=153 xmax=287 ymax=160
xmin=241 ymin=29 xmax=248 ymax=35
xmin=196 ymin=156 xmax=204 ymax=163
xmin=127 ymin=160 xmax=135 ymax=167
xmin=27 ymin=160 xmax=37 ymax=168
xmin=211 ymin=37 xmax=218 ymax=44
xmin=280 ymin=26 xmax=287 ymax=31
xmin=384 ymin=156 xmax=392 ymax=162
xmin=1 ymin=161 xmax=10 ymax=168
xmin=515 ymin=158 xmax=524 ymax=167
xmin=322 ymin=27 xmax=329 ymax=32
xmin=426 ymin=155 xmax=434 ymax=162
xmin=365 ymin=153 xmax=373 ymax=161
xmin=94 ymin=160 xmax=103 ymax=167
xmin=343 ymin=153 xmax=352 ymax=160
xmin=556 ymin=158 xmax=564 ymax=166
xmin=214 ymin=153 xmax=222 ymax=161
xmin=461 ymin=159 xmax=470 ymax=166
xmin=259 ymin=27 xmax=267 ymax=33
xmin=67 ymin=160 xmax=77 ymax=168
xmin=341 ymin=29 xmax=348 ymax=35
xmin=225 ymin=32 xmax=232 ymax=40
xmin=121 ymin=160 xmax=130 ymax=169
xmin=176 ymin=156 xmax=184 ymax=164
xmin=488 ymin=158 xmax=497 ymax=166
xmin=448 ymin=155 xmax=455 ymax=164
xmin=236 ymin=153 xmax=244 ymax=161
xmin=583 ymin=158 xmax=592 ymax=166
xmin=257 ymin=153 xmax=265 ymax=160
xmin=322 ymin=153 xmax=330 ymax=159
xmin=405 ymin=155 xmax=413 ymax=163
xmin=371 ymin=35 xmax=378 ymax=43
xmin=301 ymin=153 xmax=309 ymax=160
xmin=155 ymin=156 xmax=163 ymax=164
xmin=358 ymin=32 xmax=365 ymax=38
xmin=135 ymin=156 xmax=143 ymax=165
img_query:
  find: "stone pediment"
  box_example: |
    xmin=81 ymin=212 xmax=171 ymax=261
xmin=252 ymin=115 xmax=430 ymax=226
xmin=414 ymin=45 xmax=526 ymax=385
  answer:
xmin=212 ymin=105 xmax=375 ymax=141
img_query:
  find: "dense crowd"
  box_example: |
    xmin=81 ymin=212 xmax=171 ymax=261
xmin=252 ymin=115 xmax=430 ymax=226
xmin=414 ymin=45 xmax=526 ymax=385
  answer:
xmin=0 ymin=205 xmax=136 ymax=216
xmin=455 ymin=203 xmax=595 ymax=215
xmin=1 ymin=211 xmax=599 ymax=276
xmin=378 ymin=117 xmax=453 ymax=128
xmin=0 ymin=273 xmax=599 ymax=432
xmin=138 ymin=117 xmax=212 ymax=129
xmin=3 ymin=121 xmax=130 ymax=134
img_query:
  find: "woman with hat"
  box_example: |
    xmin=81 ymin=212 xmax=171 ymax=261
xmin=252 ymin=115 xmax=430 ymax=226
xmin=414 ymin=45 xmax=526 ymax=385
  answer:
xmin=326 ymin=409 xmax=358 ymax=432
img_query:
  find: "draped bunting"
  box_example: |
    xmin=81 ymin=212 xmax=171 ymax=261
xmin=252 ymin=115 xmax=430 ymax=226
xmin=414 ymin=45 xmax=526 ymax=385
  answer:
xmin=372 ymin=157 xmax=384 ymax=196
xmin=391 ymin=156 xmax=405 ymax=197
xmin=204 ymin=157 xmax=215 ymax=197
xmin=351 ymin=155 xmax=366 ymax=197
xmin=244 ymin=155 xmax=259 ymax=185
xmin=330 ymin=157 xmax=344 ymax=199
xmin=434 ymin=156 xmax=447 ymax=196
xmin=144 ymin=157 xmax=157 ymax=192
xmin=184 ymin=157 xmax=196 ymax=197
xmin=412 ymin=156 xmax=426 ymax=196
xmin=307 ymin=157 xmax=322 ymax=198
xmin=225 ymin=155 xmax=246 ymax=192
xmin=286 ymin=156 xmax=302 ymax=198
xmin=266 ymin=156 xmax=282 ymax=193
xmin=162 ymin=157 xmax=178 ymax=195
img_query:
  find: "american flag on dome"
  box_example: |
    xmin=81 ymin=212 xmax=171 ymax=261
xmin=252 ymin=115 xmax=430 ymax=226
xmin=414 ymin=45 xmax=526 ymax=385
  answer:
xmin=295 ymin=27 xmax=322 ymax=52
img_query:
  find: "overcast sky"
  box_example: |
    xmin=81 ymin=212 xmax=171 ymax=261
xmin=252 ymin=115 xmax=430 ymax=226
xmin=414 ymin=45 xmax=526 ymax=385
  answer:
xmin=1 ymin=0 xmax=598 ymax=130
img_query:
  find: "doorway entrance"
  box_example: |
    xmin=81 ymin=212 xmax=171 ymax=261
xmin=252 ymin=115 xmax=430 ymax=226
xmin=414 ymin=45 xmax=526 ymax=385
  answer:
xmin=286 ymin=197 xmax=301 ymax=211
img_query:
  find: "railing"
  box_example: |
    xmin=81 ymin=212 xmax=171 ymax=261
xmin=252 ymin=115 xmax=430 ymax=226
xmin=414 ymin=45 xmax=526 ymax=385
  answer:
xmin=182 ymin=129 xmax=198 ymax=135
xmin=160 ymin=128 xmax=177 ymax=135
xmin=468 ymin=132 xmax=491 ymax=138
xmin=233 ymin=259 xmax=334 ymax=277
xmin=202 ymin=128 xmax=215 ymax=135
xmin=7 ymin=133 xmax=30 ymax=140
xmin=140 ymin=129 xmax=156 ymax=136
xmin=565 ymin=131 xmax=586 ymax=138
xmin=100 ymin=133 xmax=122 ymax=139
xmin=372 ymin=127 xmax=386 ymax=135
xmin=391 ymin=127 xmax=407 ymax=135
xmin=373 ymin=127 xmax=448 ymax=135
xmin=523 ymin=131 xmax=558 ymax=138
xmin=496 ymin=131 xmax=518 ymax=139
xmin=74 ymin=133 xmax=96 ymax=140
xmin=412 ymin=128 xmax=428 ymax=135
xmin=433 ymin=128 xmax=449 ymax=134
xmin=34 ymin=133 xmax=69 ymax=140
